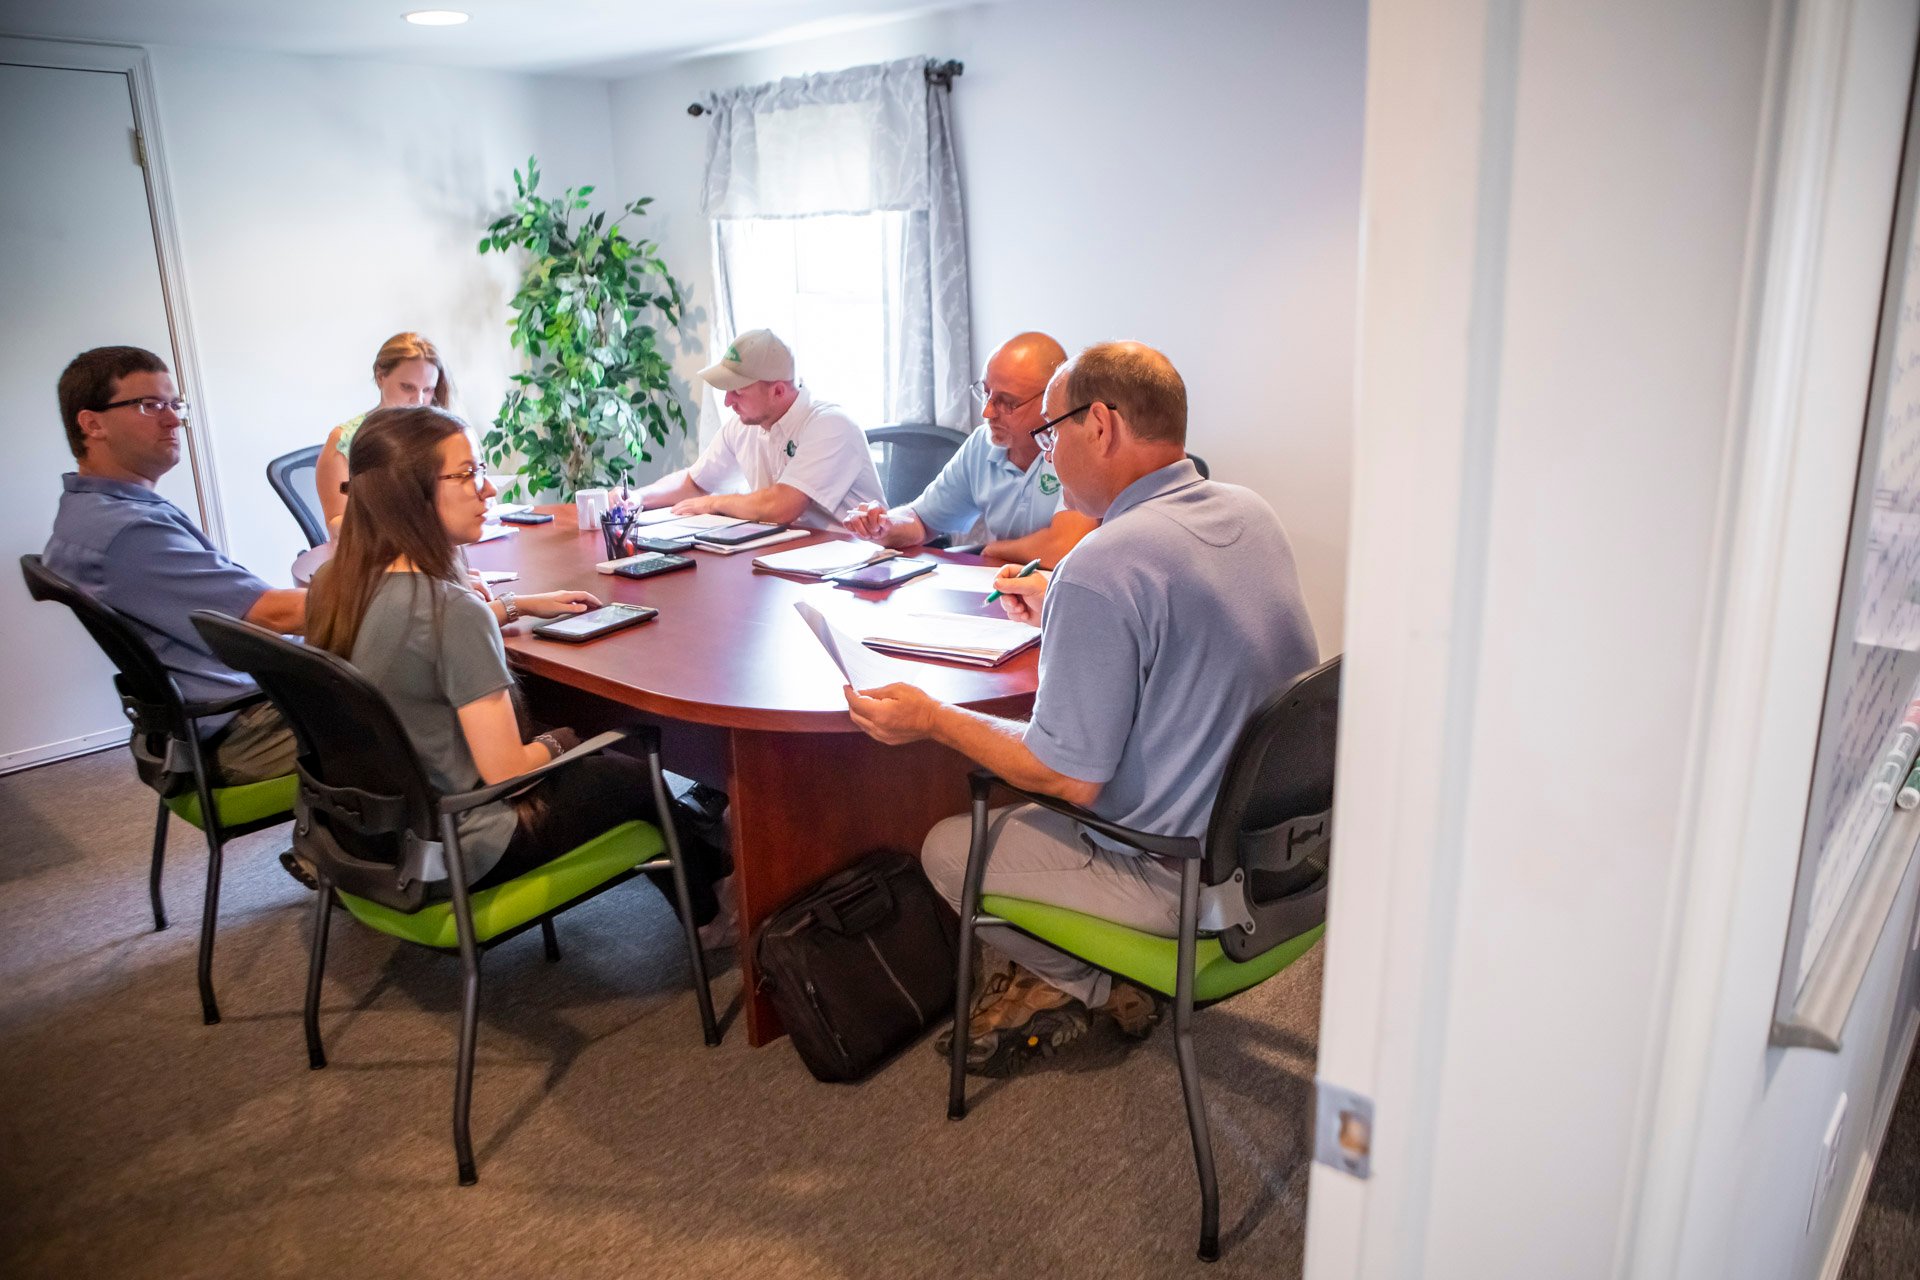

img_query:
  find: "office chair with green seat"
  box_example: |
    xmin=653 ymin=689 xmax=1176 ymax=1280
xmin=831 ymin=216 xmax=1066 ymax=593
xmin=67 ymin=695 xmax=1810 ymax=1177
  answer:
xmin=20 ymin=554 xmax=298 ymax=1025
xmin=948 ymin=654 xmax=1339 ymax=1263
xmin=191 ymin=610 xmax=719 ymax=1185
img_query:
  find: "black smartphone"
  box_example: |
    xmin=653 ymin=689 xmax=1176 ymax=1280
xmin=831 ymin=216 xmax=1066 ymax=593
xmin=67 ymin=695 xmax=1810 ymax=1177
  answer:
xmin=530 ymin=602 xmax=658 ymax=642
xmin=694 ymin=521 xmax=789 ymax=546
xmin=829 ymin=558 xmax=939 ymax=590
xmin=496 ymin=510 xmax=554 ymax=525
xmin=611 ymin=553 xmax=696 ymax=580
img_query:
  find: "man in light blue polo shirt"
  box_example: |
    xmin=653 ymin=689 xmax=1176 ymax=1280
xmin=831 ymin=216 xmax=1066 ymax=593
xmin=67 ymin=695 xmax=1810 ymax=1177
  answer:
xmin=844 ymin=341 xmax=1318 ymax=1075
xmin=844 ymin=332 xmax=1098 ymax=565
xmin=43 ymin=346 xmax=307 ymax=784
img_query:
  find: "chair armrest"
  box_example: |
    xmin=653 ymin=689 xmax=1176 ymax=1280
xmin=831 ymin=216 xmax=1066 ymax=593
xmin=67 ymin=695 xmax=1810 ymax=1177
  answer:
xmin=970 ymin=769 xmax=1202 ymax=860
xmin=439 ymin=729 xmax=635 ymax=815
xmin=182 ymin=687 xmax=272 ymax=721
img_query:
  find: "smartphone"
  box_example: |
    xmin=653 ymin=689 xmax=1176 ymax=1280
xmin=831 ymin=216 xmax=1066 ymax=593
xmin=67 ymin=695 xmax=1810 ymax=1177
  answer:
xmin=611 ymin=552 xmax=696 ymax=580
xmin=496 ymin=510 xmax=554 ymax=524
xmin=829 ymin=558 xmax=939 ymax=591
xmin=530 ymin=602 xmax=658 ymax=642
xmin=694 ymin=521 xmax=789 ymax=546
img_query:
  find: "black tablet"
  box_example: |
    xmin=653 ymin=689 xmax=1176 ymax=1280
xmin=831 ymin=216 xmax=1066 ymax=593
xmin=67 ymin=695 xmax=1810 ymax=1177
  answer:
xmin=693 ymin=521 xmax=789 ymax=546
xmin=828 ymin=558 xmax=939 ymax=590
xmin=530 ymin=603 xmax=658 ymax=642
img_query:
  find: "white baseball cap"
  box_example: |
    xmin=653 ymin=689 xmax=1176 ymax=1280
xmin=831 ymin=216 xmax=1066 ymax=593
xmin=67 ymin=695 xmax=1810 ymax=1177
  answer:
xmin=698 ymin=329 xmax=795 ymax=391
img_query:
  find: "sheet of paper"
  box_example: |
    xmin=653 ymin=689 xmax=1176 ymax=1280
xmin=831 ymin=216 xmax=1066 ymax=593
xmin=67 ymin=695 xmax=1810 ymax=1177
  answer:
xmin=476 ymin=570 xmax=519 ymax=585
xmin=931 ymin=563 xmax=1009 ymax=593
xmin=473 ymin=524 xmax=514 ymax=543
xmin=794 ymin=601 xmax=898 ymax=692
xmin=487 ymin=502 xmax=531 ymax=518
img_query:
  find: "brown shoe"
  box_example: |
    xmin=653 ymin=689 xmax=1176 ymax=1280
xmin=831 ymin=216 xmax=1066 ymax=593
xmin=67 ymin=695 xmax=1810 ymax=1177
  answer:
xmin=935 ymin=964 xmax=1090 ymax=1076
xmin=1097 ymin=981 xmax=1163 ymax=1039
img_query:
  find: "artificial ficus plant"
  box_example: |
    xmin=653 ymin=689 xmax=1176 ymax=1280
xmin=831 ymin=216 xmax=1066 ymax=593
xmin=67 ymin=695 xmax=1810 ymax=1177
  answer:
xmin=478 ymin=156 xmax=690 ymax=499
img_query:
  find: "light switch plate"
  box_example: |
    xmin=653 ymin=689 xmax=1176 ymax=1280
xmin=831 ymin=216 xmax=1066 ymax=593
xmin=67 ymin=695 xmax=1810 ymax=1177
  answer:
xmin=1808 ymin=1092 xmax=1848 ymax=1233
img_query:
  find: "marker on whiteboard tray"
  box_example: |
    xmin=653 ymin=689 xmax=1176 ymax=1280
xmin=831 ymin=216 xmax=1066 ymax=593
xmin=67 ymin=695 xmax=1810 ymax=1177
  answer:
xmin=1899 ymin=762 xmax=1920 ymax=811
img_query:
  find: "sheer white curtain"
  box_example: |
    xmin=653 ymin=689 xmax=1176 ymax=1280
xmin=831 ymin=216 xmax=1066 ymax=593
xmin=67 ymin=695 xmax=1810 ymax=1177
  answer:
xmin=701 ymin=56 xmax=971 ymax=430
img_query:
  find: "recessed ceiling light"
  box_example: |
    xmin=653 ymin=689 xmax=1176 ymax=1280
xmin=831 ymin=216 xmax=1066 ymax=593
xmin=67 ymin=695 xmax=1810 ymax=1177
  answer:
xmin=404 ymin=10 xmax=470 ymax=25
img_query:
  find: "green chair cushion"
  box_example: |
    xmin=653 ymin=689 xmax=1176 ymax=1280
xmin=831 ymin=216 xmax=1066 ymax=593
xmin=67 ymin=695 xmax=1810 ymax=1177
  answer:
xmin=338 ymin=819 xmax=664 ymax=948
xmin=164 ymin=772 xmax=298 ymax=831
xmin=980 ymin=894 xmax=1324 ymax=1004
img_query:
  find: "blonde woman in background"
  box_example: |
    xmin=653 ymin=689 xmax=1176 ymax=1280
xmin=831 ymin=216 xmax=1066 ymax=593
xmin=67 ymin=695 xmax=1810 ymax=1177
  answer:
xmin=315 ymin=332 xmax=453 ymax=538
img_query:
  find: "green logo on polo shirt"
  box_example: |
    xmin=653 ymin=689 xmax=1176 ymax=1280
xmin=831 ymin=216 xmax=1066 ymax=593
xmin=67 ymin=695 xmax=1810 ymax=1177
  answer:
xmin=785 ymin=440 xmax=797 ymax=458
xmin=1039 ymin=472 xmax=1061 ymax=496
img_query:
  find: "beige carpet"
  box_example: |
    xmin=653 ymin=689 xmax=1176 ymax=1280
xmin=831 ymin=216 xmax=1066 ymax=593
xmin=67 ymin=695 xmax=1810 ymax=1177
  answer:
xmin=0 ymin=747 xmax=1323 ymax=1279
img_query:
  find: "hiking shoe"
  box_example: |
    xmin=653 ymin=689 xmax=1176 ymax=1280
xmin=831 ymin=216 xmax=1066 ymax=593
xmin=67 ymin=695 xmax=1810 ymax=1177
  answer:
xmin=935 ymin=965 xmax=1090 ymax=1077
xmin=278 ymin=850 xmax=319 ymax=892
xmin=1098 ymin=981 xmax=1163 ymax=1039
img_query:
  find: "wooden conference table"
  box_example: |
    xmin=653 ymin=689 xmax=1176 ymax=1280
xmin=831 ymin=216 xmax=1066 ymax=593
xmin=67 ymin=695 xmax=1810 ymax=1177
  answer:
xmin=463 ymin=508 xmax=1038 ymax=1045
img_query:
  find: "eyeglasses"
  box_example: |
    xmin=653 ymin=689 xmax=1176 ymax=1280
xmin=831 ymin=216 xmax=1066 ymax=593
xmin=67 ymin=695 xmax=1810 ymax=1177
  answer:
xmin=1029 ymin=402 xmax=1098 ymax=456
xmin=96 ymin=396 xmax=191 ymax=420
xmin=968 ymin=379 xmax=1043 ymax=416
xmin=438 ymin=461 xmax=489 ymax=489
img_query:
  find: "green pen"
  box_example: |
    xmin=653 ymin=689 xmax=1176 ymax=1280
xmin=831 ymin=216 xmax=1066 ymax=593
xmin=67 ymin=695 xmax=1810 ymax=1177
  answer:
xmin=986 ymin=558 xmax=1045 ymax=604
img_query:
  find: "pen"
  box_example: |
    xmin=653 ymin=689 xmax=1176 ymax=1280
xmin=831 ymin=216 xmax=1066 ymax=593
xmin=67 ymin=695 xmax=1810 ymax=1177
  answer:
xmin=986 ymin=558 xmax=1045 ymax=604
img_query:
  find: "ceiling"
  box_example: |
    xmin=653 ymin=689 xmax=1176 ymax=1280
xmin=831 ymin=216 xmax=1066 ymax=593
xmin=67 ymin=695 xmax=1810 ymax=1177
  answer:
xmin=0 ymin=0 xmax=973 ymax=77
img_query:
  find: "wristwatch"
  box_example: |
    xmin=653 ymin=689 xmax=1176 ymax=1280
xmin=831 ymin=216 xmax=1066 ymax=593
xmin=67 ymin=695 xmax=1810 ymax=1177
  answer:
xmin=498 ymin=591 xmax=520 ymax=623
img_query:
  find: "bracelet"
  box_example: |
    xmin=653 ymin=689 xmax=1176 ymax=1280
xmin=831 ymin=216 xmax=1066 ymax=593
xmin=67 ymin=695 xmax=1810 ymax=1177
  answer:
xmin=498 ymin=591 xmax=519 ymax=623
xmin=536 ymin=732 xmax=563 ymax=759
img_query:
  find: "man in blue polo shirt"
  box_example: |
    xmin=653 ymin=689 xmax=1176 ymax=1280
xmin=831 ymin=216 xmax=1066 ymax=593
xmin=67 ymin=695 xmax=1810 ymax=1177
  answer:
xmin=44 ymin=346 xmax=306 ymax=784
xmin=844 ymin=341 xmax=1318 ymax=1075
xmin=843 ymin=332 xmax=1098 ymax=566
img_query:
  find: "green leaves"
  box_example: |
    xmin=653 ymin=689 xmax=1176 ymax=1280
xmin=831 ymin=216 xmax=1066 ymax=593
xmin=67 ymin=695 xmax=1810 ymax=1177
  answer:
xmin=477 ymin=157 xmax=690 ymax=499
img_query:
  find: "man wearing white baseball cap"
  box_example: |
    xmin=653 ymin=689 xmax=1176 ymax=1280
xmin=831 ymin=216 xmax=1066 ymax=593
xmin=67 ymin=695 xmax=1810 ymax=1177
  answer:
xmin=636 ymin=328 xmax=882 ymax=530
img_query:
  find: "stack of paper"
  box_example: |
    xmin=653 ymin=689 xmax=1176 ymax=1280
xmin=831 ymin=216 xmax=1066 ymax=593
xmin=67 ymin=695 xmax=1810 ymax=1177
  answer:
xmin=857 ymin=611 xmax=1041 ymax=667
xmin=754 ymin=540 xmax=898 ymax=577
xmin=693 ymin=528 xmax=810 ymax=555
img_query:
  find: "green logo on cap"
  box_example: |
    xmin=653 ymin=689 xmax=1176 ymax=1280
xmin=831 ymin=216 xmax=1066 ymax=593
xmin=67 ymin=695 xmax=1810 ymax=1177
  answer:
xmin=725 ymin=343 xmax=740 ymax=363
xmin=1039 ymin=472 xmax=1061 ymax=495
xmin=785 ymin=440 xmax=797 ymax=458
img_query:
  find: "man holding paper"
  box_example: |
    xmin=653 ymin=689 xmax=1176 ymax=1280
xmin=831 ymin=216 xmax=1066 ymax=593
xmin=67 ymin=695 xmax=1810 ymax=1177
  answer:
xmin=634 ymin=329 xmax=882 ymax=531
xmin=842 ymin=341 xmax=1318 ymax=1076
xmin=843 ymin=332 xmax=1098 ymax=566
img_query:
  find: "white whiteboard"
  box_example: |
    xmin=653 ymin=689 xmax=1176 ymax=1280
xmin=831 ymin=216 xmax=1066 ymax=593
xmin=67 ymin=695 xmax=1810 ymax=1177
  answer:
xmin=1784 ymin=150 xmax=1920 ymax=1004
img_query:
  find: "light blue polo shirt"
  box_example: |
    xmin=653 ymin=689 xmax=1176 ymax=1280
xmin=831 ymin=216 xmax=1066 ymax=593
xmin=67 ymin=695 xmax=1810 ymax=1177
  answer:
xmin=44 ymin=473 xmax=275 ymax=730
xmin=1023 ymin=459 xmax=1319 ymax=844
xmin=907 ymin=425 xmax=1066 ymax=543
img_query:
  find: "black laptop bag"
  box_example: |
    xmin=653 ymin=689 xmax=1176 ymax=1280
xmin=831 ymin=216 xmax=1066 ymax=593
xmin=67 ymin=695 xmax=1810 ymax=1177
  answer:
xmin=754 ymin=851 xmax=957 ymax=1083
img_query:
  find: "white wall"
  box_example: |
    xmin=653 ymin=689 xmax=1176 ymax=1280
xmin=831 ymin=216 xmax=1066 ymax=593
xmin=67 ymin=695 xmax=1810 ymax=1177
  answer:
xmin=145 ymin=46 xmax=617 ymax=579
xmin=1304 ymin=0 xmax=1920 ymax=1276
xmin=606 ymin=0 xmax=1366 ymax=652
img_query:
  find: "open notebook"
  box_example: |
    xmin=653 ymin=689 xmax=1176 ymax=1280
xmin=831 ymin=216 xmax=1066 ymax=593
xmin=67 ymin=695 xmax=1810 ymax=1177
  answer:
xmin=753 ymin=540 xmax=897 ymax=577
xmin=856 ymin=611 xmax=1040 ymax=667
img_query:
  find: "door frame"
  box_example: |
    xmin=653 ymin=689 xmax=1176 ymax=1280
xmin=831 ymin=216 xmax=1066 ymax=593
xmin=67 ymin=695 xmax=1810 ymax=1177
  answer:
xmin=0 ymin=35 xmax=227 ymax=549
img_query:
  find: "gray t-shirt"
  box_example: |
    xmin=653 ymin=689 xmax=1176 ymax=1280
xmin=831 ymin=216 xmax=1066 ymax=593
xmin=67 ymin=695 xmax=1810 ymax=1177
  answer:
xmin=1025 ymin=459 xmax=1319 ymax=845
xmin=350 ymin=573 xmax=518 ymax=882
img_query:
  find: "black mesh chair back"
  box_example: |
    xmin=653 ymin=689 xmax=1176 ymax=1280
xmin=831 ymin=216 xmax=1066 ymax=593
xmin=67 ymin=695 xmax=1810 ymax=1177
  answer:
xmin=1203 ymin=654 xmax=1340 ymax=961
xmin=20 ymin=553 xmax=192 ymax=793
xmin=194 ymin=612 xmax=436 ymax=910
xmin=866 ymin=423 xmax=971 ymax=507
xmin=267 ymin=445 xmax=327 ymax=548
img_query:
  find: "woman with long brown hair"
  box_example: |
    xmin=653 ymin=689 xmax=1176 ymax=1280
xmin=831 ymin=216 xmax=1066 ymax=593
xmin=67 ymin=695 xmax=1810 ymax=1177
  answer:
xmin=315 ymin=332 xmax=454 ymax=539
xmin=308 ymin=405 xmax=726 ymax=910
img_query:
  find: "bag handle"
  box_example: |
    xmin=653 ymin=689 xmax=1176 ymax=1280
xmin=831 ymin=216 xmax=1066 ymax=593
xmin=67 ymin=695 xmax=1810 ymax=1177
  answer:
xmin=813 ymin=872 xmax=896 ymax=935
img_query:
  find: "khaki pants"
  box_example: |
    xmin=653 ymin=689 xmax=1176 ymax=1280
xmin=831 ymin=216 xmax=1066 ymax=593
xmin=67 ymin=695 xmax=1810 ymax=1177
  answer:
xmin=207 ymin=701 xmax=299 ymax=786
xmin=920 ymin=803 xmax=1182 ymax=1007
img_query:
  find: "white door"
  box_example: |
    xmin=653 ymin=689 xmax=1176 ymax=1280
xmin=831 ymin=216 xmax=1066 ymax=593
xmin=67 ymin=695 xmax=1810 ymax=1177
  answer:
xmin=0 ymin=61 xmax=212 ymax=769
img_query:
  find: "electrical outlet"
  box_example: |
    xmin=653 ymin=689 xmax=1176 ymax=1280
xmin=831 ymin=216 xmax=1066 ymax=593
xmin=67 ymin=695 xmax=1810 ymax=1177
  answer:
xmin=1808 ymin=1092 xmax=1848 ymax=1233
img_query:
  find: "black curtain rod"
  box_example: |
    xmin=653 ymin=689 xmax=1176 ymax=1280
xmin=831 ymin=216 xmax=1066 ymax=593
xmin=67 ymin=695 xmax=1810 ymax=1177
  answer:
xmin=687 ymin=59 xmax=963 ymax=117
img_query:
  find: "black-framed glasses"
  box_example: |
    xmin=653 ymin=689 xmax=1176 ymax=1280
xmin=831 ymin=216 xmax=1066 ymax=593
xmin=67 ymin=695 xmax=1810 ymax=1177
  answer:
xmin=1030 ymin=402 xmax=1097 ymax=455
xmin=96 ymin=396 xmax=190 ymax=420
xmin=968 ymin=379 xmax=1043 ymax=416
xmin=438 ymin=461 xmax=489 ymax=489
